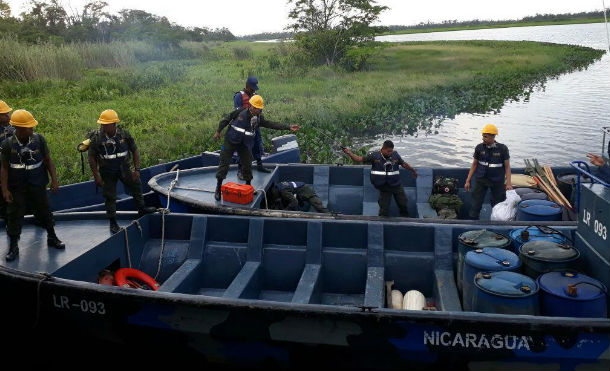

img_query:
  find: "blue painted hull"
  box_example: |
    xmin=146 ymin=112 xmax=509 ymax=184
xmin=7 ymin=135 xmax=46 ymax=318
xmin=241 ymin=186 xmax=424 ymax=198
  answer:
xmin=0 ymin=212 xmax=607 ymax=369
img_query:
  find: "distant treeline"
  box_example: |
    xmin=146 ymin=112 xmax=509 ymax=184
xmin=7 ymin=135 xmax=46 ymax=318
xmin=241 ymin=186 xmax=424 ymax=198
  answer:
xmin=0 ymin=0 xmax=235 ymax=46
xmin=384 ymin=10 xmax=609 ymax=32
xmin=238 ymin=31 xmax=294 ymax=41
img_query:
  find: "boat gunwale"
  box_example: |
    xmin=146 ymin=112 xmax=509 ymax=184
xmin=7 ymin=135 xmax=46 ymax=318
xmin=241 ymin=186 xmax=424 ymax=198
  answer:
xmin=147 ymin=164 xmax=579 ymax=225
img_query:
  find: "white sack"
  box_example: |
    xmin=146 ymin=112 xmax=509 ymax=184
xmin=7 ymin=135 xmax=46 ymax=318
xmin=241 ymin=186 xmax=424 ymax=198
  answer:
xmin=490 ymin=190 xmax=521 ymax=221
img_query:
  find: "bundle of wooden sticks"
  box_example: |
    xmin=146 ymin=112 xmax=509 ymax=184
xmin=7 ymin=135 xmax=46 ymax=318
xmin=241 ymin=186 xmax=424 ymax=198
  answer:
xmin=524 ymin=159 xmax=573 ymax=210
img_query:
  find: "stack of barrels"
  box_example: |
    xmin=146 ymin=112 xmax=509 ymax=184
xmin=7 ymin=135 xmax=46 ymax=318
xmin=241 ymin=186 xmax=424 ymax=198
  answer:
xmin=458 ymin=227 xmax=607 ymax=318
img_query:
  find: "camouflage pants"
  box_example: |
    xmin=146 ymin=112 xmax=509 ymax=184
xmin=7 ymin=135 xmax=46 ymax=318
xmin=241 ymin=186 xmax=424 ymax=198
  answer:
xmin=101 ymin=169 xmax=145 ymax=219
xmin=377 ymin=184 xmax=408 ymax=217
xmin=280 ymin=185 xmax=328 ymax=213
xmin=217 ymin=140 xmax=252 ymax=182
xmin=6 ymin=184 xmax=54 ymax=238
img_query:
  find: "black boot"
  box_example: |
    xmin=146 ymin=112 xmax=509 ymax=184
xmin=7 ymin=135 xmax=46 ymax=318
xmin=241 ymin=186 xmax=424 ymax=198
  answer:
xmin=256 ymin=160 xmax=271 ymax=173
xmin=214 ymin=180 xmax=222 ymax=201
xmin=47 ymin=229 xmax=66 ymax=249
xmin=109 ymin=218 xmax=121 ymax=234
xmin=5 ymin=237 xmax=18 ymax=262
xmin=138 ymin=206 xmax=157 ymax=217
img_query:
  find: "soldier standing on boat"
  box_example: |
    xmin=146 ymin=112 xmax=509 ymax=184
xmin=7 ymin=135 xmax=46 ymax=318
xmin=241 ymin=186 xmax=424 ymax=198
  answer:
xmin=87 ymin=109 xmax=156 ymax=234
xmin=0 ymin=100 xmax=16 ymax=220
xmin=214 ymin=95 xmax=299 ymax=201
xmin=342 ymin=140 xmax=417 ymax=217
xmin=464 ymin=124 xmax=513 ymax=220
xmin=233 ymin=76 xmax=271 ymax=178
xmin=1 ymin=109 xmax=65 ymax=261
xmin=270 ymin=181 xmax=329 ymax=213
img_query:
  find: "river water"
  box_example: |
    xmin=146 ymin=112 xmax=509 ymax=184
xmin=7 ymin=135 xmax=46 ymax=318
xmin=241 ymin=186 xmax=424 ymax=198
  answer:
xmin=367 ymin=23 xmax=610 ymax=168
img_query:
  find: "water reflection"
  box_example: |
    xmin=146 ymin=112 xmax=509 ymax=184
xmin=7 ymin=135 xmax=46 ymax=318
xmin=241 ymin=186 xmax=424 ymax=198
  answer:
xmin=370 ymin=23 xmax=610 ymax=167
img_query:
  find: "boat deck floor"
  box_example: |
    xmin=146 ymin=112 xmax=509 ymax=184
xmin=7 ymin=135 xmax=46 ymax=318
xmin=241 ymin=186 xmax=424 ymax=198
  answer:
xmin=0 ymin=219 xmax=130 ymax=274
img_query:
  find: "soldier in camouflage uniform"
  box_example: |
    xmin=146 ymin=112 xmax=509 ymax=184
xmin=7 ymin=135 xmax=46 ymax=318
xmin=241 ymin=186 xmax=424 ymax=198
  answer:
xmin=88 ymin=109 xmax=155 ymax=234
xmin=270 ymin=181 xmax=329 ymax=213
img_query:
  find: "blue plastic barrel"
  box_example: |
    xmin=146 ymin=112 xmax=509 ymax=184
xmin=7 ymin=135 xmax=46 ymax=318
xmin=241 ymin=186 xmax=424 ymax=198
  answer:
xmin=514 ymin=187 xmax=548 ymax=201
xmin=472 ymin=271 xmax=539 ymax=315
xmin=516 ymin=199 xmax=562 ymax=222
xmin=519 ymin=240 xmax=580 ymax=279
xmin=462 ymin=247 xmax=521 ymax=311
xmin=538 ymin=272 xmax=608 ymax=318
xmin=457 ymin=230 xmax=511 ymax=293
xmin=509 ymin=226 xmax=568 ymax=254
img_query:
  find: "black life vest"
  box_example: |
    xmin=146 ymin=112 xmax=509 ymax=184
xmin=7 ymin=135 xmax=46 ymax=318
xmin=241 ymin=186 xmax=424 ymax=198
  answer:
xmin=7 ymin=134 xmax=48 ymax=188
xmin=226 ymin=108 xmax=257 ymax=147
xmin=369 ymin=151 xmax=402 ymax=187
xmin=93 ymin=128 xmax=131 ymax=171
xmin=474 ymin=143 xmax=506 ymax=183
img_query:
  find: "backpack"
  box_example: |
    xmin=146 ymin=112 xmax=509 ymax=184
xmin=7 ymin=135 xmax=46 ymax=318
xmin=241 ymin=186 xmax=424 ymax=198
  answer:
xmin=433 ymin=176 xmax=459 ymax=195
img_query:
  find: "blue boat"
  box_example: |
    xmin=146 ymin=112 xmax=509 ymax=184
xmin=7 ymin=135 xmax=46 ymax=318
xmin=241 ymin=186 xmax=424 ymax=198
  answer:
xmin=148 ymin=163 xmax=577 ymax=222
xmin=48 ymin=135 xmax=300 ymax=213
xmin=0 ymin=163 xmax=607 ymax=369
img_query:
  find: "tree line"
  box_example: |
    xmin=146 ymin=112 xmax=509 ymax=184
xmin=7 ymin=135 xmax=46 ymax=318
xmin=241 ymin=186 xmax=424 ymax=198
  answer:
xmin=0 ymin=0 xmax=235 ymax=46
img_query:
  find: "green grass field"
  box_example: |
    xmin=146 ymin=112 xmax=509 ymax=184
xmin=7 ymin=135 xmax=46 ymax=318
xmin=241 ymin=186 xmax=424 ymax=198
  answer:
xmin=0 ymin=40 xmax=604 ymax=185
xmin=380 ymin=18 xmax=606 ymax=36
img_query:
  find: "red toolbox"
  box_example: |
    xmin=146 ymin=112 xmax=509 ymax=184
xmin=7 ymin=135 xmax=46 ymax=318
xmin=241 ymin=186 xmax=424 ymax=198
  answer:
xmin=221 ymin=182 xmax=255 ymax=204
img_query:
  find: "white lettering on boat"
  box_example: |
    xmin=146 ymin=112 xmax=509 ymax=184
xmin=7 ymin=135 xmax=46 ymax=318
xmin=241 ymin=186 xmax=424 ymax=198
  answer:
xmin=583 ymin=208 xmax=607 ymax=241
xmin=53 ymin=294 xmax=106 ymax=315
xmin=424 ymin=331 xmax=531 ymax=351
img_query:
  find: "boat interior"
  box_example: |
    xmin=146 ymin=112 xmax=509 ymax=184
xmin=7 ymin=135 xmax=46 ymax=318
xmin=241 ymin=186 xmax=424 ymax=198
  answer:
xmin=2 ymin=212 xmax=605 ymax=317
xmin=150 ymin=164 xmax=577 ymax=221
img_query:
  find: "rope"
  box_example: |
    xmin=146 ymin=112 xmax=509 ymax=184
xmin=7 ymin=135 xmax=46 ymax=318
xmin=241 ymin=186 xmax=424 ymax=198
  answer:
xmin=33 ymin=272 xmax=53 ymax=329
xmin=155 ymin=169 xmax=179 ymax=281
xmin=123 ymin=227 xmax=132 ymax=268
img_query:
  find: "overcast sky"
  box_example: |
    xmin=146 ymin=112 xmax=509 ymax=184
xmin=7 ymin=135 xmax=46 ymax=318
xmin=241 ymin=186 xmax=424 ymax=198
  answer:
xmin=5 ymin=0 xmax=608 ymax=36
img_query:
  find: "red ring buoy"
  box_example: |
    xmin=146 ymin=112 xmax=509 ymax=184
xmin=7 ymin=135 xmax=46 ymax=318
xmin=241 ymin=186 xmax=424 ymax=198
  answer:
xmin=114 ymin=268 xmax=160 ymax=291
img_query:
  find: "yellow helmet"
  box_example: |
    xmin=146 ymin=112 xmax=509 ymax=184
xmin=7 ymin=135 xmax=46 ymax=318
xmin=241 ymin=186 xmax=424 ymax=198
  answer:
xmin=481 ymin=124 xmax=498 ymax=135
xmin=249 ymin=95 xmax=264 ymax=109
xmin=97 ymin=109 xmax=120 ymax=125
xmin=0 ymin=100 xmax=12 ymax=114
xmin=10 ymin=109 xmax=38 ymax=128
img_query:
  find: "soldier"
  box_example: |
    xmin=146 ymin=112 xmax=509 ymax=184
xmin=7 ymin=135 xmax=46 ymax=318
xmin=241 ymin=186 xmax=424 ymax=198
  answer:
xmin=0 ymin=100 xmax=16 ymax=220
xmin=1 ymin=109 xmax=65 ymax=261
xmin=233 ymin=76 xmax=270 ymax=178
xmin=213 ymin=95 xmax=299 ymax=201
xmin=343 ymin=140 xmax=417 ymax=217
xmin=270 ymin=181 xmax=329 ymax=213
xmin=464 ymin=124 xmax=512 ymax=220
xmin=87 ymin=109 xmax=156 ymax=234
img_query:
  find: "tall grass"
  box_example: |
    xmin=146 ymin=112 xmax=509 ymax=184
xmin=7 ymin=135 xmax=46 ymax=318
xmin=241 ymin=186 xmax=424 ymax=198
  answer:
xmin=0 ymin=40 xmax=604 ymax=184
xmin=0 ymin=38 xmax=213 ymax=82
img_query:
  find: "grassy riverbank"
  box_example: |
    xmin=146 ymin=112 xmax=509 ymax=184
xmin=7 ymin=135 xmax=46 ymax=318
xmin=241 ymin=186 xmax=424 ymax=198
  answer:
xmin=0 ymin=40 xmax=604 ymax=185
xmin=381 ymin=18 xmax=606 ymax=36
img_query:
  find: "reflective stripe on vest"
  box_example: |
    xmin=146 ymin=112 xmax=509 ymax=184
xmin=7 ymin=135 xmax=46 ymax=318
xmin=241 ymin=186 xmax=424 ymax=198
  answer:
xmin=478 ymin=161 xmax=503 ymax=168
xmin=101 ymin=150 xmax=129 ymax=159
xmin=371 ymin=170 xmax=400 ymax=176
xmin=231 ymin=125 xmax=255 ymax=136
xmin=10 ymin=161 xmax=43 ymax=170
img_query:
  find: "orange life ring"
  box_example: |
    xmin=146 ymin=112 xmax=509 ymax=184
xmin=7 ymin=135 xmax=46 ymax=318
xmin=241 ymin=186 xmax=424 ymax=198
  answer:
xmin=114 ymin=268 xmax=160 ymax=291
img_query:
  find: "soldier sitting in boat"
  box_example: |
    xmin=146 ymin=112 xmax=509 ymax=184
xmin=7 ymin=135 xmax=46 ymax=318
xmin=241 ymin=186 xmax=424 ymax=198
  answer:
xmin=269 ymin=181 xmax=329 ymax=213
xmin=342 ymin=140 xmax=417 ymax=217
xmin=0 ymin=100 xmax=16 ymax=220
xmin=1 ymin=109 xmax=65 ymax=261
xmin=464 ymin=124 xmax=513 ymax=220
xmin=87 ymin=109 xmax=156 ymax=234
xmin=428 ymin=176 xmax=463 ymax=219
xmin=213 ymin=95 xmax=299 ymax=201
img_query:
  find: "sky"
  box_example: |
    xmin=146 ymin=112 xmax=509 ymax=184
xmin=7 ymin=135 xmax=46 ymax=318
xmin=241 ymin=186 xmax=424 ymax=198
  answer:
xmin=5 ymin=0 xmax=608 ymax=36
